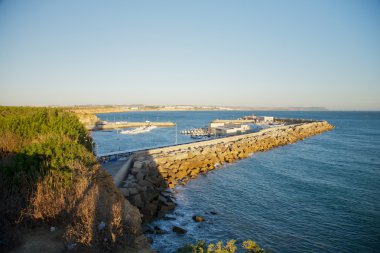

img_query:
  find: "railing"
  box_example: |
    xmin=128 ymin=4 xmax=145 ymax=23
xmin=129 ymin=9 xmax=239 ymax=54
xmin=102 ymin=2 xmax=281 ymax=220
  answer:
xmin=97 ymin=151 xmax=135 ymax=163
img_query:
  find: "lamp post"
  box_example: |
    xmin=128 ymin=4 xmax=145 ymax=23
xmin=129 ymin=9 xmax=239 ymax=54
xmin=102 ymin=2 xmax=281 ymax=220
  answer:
xmin=175 ymin=124 xmax=178 ymax=145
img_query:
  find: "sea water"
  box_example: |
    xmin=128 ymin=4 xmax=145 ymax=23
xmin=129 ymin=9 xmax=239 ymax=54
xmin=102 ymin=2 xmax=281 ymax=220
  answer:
xmin=92 ymin=111 xmax=380 ymax=252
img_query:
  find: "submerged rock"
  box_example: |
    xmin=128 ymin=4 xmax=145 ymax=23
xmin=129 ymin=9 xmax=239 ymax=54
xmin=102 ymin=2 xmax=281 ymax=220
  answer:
xmin=155 ymin=229 xmax=168 ymax=235
xmin=192 ymin=215 xmax=205 ymax=222
xmin=154 ymin=226 xmax=168 ymax=235
xmin=172 ymin=226 xmax=187 ymax=234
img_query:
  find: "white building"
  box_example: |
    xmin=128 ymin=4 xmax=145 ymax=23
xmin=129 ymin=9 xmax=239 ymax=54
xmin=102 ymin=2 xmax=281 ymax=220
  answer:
xmin=215 ymin=124 xmax=250 ymax=136
xmin=209 ymin=122 xmax=225 ymax=129
xmin=256 ymin=116 xmax=274 ymax=122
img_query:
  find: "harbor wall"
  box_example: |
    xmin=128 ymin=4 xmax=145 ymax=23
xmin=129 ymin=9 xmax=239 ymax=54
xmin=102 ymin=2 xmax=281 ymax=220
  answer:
xmin=96 ymin=121 xmax=175 ymax=130
xmin=118 ymin=121 xmax=334 ymax=222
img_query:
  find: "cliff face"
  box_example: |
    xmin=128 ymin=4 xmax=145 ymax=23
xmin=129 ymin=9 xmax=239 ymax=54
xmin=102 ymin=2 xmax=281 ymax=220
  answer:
xmin=0 ymin=107 xmax=144 ymax=252
xmin=118 ymin=121 xmax=334 ymax=222
xmin=67 ymin=106 xmax=128 ymax=115
xmin=73 ymin=113 xmax=101 ymax=130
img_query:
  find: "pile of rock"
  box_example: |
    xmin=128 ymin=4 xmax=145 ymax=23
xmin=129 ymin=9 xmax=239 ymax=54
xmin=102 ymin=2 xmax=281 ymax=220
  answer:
xmin=119 ymin=158 xmax=177 ymax=222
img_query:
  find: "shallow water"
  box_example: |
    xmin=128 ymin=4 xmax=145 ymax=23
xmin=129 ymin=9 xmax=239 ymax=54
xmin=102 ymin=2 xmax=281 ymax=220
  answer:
xmin=92 ymin=111 xmax=380 ymax=252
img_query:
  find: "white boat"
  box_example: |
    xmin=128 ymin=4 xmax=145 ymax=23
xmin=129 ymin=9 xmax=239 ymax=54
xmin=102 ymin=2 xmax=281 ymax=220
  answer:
xmin=120 ymin=125 xmax=157 ymax=135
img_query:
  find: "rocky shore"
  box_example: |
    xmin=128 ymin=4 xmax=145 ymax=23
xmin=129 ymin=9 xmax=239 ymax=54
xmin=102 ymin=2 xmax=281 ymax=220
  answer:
xmin=117 ymin=121 xmax=334 ymax=223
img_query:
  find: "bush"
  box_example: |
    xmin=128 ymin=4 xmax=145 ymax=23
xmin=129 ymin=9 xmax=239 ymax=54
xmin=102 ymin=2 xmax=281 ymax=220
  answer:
xmin=0 ymin=106 xmax=94 ymax=186
xmin=176 ymin=240 xmax=267 ymax=253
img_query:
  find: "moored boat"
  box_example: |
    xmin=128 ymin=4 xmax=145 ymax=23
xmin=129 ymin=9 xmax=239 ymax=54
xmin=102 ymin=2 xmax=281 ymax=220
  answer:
xmin=120 ymin=125 xmax=157 ymax=135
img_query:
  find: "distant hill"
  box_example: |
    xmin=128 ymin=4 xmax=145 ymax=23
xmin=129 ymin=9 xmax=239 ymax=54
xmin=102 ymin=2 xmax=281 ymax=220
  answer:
xmin=224 ymin=106 xmax=329 ymax=111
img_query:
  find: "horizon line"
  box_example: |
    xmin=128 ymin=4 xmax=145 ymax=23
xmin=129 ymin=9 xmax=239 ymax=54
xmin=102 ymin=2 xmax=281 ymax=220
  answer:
xmin=1 ymin=104 xmax=380 ymax=112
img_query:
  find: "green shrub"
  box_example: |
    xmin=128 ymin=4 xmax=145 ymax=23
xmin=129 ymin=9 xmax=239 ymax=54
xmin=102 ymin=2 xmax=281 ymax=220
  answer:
xmin=177 ymin=240 xmax=208 ymax=253
xmin=0 ymin=106 xmax=94 ymax=187
xmin=242 ymin=240 xmax=266 ymax=253
xmin=176 ymin=240 xmax=267 ymax=253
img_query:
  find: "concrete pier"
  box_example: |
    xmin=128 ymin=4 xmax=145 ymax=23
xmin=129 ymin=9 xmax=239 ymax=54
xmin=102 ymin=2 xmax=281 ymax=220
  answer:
xmin=111 ymin=121 xmax=334 ymax=222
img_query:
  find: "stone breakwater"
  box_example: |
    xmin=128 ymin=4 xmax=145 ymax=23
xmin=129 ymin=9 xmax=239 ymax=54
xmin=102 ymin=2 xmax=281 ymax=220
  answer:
xmin=118 ymin=121 xmax=334 ymax=222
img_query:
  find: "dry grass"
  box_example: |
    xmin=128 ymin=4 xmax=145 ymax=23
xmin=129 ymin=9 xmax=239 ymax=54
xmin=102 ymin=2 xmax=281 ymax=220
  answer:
xmin=0 ymin=132 xmax=24 ymax=153
xmin=1 ymin=163 xmax=142 ymax=252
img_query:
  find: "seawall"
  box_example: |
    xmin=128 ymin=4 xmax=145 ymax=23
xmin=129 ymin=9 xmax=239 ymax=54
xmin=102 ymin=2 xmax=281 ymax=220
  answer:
xmin=117 ymin=121 xmax=334 ymax=222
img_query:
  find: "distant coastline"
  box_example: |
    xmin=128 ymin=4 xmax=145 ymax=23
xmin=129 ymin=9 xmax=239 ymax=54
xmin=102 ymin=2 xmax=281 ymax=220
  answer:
xmin=66 ymin=105 xmax=328 ymax=115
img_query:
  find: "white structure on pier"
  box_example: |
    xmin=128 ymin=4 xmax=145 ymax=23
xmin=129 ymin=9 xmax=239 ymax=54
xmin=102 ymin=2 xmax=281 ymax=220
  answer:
xmin=214 ymin=123 xmax=250 ymax=136
xmin=256 ymin=116 xmax=274 ymax=122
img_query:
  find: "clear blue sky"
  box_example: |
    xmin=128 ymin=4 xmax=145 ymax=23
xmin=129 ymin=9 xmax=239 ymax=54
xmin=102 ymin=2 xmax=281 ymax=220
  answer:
xmin=0 ymin=0 xmax=379 ymax=110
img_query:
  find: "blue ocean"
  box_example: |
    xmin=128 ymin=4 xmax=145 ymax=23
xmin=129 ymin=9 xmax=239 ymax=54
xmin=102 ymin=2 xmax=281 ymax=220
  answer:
xmin=92 ymin=111 xmax=380 ymax=253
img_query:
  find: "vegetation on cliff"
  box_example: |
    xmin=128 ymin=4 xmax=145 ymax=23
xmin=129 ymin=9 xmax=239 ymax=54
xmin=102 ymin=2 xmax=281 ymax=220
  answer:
xmin=0 ymin=107 xmax=94 ymax=181
xmin=177 ymin=240 xmax=267 ymax=253
xmin=0 ymin=107 xmax=141 ymax=252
